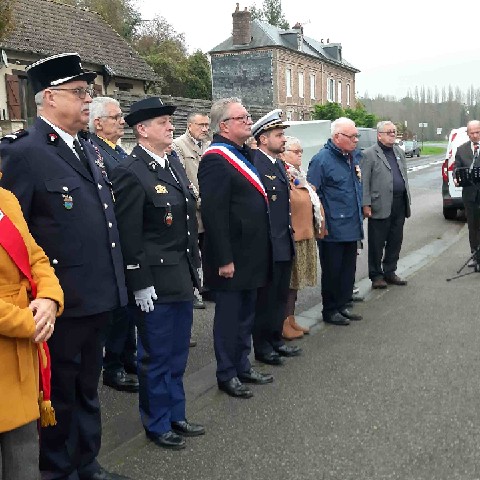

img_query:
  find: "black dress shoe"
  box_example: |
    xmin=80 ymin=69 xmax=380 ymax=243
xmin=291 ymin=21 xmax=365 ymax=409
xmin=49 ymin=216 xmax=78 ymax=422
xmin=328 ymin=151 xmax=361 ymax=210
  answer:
xmin=171 ymin=420 xmax=205 ymax=437
xmin=146 ymin=430 xmax=186 ymax=449
xmin=218 ymin=377 xmax=253 ymax=398
xmin=238 ymin=368 xmax=274 ymax=384
xmin=83 ymin=467 xmax=132 ymax=480
xmin=103 ymin=370 xmax=139 ymax=393
xmin=255 ymin=351 xmax=285 ymax=366
xmin=193 ymin=297 xmax=206 ymax=309
xmin=339 ymin=308 xmax=363 ymax=321
xmin=274 ymin=344 xmax=302 ymax=357
xmin=123 ymin=362 xmax=137 ymax=375
xmin=323 ymin=312 xmax=350 ymax=326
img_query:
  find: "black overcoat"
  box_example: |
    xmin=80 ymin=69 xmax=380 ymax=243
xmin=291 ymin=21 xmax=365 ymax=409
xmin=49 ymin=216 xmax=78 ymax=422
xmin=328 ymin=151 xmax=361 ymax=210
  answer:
xmin=252 ymin=150 xmax=295 ymax=262
xmin=0 ymin=117 xmax=127 ymax=316
xmin=198 ymin=135 xmax=270 ymax=291
xmin=111 ymin=145 xmax=200 ymax=303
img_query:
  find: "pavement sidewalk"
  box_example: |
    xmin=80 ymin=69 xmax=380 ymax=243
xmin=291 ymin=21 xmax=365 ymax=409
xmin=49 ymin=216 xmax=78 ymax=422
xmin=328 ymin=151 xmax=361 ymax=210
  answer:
xmin=100 ymin=224 xmax=478 ymax=480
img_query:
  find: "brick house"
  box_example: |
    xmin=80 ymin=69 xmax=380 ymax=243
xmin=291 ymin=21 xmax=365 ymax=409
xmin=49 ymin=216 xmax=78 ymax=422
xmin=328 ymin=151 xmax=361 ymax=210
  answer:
xmin=0 ymin=0 xmax=158 ymax=132
xmin=209 ymin=4 xmax=359 ymax=121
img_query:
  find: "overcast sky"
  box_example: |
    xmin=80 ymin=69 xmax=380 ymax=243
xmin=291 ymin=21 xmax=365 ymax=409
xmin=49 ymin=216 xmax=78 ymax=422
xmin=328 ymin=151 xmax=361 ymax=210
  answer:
xmin=138 ymin=0 xmax=479 ymax=100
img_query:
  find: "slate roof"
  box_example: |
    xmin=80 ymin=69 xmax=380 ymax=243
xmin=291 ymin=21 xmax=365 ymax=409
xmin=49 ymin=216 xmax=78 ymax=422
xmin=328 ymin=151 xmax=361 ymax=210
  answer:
xmin=1 ymin=0 xmax=157 ymax=82
xmin=210 ymin=20 xmax=359 ymax=73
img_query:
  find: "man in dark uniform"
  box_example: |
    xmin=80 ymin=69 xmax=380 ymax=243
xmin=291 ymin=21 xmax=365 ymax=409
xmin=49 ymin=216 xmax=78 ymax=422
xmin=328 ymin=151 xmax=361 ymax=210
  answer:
xmin=88 ymin=96 xmax=138 ymax=393
xmin=0 ymin=53 xmax=129 ymax=480
xmin=251 ymin=110 xmax=299 ymax=366
xmin=198 ymin=97 xmax=273 ymax=399
xmin=111 ymin=97 xmax=204 ymax=450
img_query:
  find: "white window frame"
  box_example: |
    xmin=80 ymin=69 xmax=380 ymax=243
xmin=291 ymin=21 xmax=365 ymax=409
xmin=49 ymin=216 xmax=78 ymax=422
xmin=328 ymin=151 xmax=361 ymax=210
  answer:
xmin=337 ymin=81 xmax=342 ymax=104
xmin=298 ymin=71 xmax=304 ymax=98
xmin=286 ymin=68 xmax=292 ymax=98
xmin=327 ymin=78 xmax=335 ymax=102
xmin=310 ymin=74 xmax=315 ymax=99
xmin=346 ymin=84 xmax=351 ymax=106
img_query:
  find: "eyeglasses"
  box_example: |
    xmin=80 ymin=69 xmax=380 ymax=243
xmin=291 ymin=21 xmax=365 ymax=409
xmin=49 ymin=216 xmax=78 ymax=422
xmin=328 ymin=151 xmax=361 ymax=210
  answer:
xmin=101 ymin=113 xmax=124 ymax=121
xmin=49 ymin=86 xmax=95 ymax=99
xmin=193 ymin=123 xmax=210 ymax=128
xmin=338 ymin=132 xmax=360 ymax=140
xmin=287 ymin=149 xmax=303 ymax=155
xmin=222 ymin=114 xmax=252 ymax=123
xmin=379 ymin=130 xmax=397 ymax=135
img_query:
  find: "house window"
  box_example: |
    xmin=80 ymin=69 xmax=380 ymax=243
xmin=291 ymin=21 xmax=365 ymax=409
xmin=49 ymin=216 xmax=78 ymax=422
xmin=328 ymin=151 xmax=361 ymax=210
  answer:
xmin=6 ymin=74 xmax=36 ymax=125
xmin=347 ymin=84 xmax=351 ymax=106
xmin=298 ymin=72 xmax=304 ymax=98
xmin=337 ymin=81 xmax=342 ymax=103
xmin=310 ymin=74 xmax=315 ymax=99
xmin=327 ymin=78 xmax=335 ymax=102
xmin=286 ymin=68 xmax=292 ymax=98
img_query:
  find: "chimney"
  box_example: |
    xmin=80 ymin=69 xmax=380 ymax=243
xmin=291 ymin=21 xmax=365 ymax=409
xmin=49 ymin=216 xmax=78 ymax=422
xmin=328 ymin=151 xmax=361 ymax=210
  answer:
xmin=292 ymin=22 xmax=303 ymax=52
xmin=232 ymin=4 xmax=252 ymax=46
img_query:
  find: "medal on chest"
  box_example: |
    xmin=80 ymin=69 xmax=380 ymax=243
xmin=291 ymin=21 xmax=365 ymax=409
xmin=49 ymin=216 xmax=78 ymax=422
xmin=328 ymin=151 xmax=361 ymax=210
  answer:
xmin=164 ymin=203 xmax=173 ymax=226
xmin=62 ymin=193 xmax=73 ymax=210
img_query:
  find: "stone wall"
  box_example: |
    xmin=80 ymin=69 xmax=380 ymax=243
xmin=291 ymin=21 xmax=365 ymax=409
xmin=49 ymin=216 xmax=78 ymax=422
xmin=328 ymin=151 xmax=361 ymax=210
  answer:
xmin=115 ymin=92 xmax=271 ymax=151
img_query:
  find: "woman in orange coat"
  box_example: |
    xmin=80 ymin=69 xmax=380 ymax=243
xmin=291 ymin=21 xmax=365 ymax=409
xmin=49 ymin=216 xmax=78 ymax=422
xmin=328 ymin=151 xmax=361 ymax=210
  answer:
xmin=0 ymin=181 xmax=63 ymax=480
xmin=281 ymin=136 xmax=326 ymax=339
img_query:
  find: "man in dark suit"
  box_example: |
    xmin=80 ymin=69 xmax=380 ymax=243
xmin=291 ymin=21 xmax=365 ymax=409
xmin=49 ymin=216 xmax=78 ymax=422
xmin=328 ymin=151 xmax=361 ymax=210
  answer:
xmin=0 ymin=53 xmax=129 ymax=480
xmin=361 ymin=120 xmax=411 ymax=289
xmin=250 ymin=110 xmax=299 ymax=366
xmin=453 ymin=119 xmax=480 ymax=265
xmin=111 ymin=97 xmax=204 ymax=450
xmin=88 ymin=97 xmax=138 ymax=393
xmin=198 ymin=97 xmax=273 ymax=399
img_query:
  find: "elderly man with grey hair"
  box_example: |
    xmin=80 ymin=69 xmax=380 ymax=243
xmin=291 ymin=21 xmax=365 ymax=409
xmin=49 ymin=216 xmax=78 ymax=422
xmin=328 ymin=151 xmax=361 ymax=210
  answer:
xmin=361 ymin=120 xmax=410 ymax=289
xmin=88 ymin=97 xmax=139 ymax=394
xmin=307 ymin=117 xmax=364 ymax=326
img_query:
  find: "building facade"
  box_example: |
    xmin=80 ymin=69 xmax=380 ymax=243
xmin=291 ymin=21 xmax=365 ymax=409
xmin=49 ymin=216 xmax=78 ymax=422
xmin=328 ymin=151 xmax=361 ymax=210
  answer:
xmin=209 ymin=5 xmax=359 ymax=121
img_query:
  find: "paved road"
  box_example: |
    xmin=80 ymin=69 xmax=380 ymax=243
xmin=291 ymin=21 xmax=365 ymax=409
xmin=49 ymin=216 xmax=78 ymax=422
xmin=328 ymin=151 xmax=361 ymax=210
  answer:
xmin=98 ymin=156 xmax=475 ymax=480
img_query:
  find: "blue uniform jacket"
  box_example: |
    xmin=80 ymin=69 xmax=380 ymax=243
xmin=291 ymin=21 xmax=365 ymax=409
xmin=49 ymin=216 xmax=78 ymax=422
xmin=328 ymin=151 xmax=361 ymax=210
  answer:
xmin=307 ymin=139 xmax=363 ymax=242
xmin=0 ymin=118 xmax=127 ymax=316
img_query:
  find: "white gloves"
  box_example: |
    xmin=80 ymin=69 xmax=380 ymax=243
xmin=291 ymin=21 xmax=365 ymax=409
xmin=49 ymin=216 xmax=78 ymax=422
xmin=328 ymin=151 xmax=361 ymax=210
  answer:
xmin=133 ymin=286 xmax=158 ymax=312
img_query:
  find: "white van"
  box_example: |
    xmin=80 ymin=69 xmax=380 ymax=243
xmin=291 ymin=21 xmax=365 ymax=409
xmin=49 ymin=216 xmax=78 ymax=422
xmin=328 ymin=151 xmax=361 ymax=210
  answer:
xmin=442 ymin=127 xmax=469 ymax=219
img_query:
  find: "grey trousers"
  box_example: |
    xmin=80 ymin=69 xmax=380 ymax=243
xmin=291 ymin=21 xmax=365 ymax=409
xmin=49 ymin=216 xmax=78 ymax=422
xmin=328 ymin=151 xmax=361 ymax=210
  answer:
xmin=0 ymin=421 xmax=40 ymax=480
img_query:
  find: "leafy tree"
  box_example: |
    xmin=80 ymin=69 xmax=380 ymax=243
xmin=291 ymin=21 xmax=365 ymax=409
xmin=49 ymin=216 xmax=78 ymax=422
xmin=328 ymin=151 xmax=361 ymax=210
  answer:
xmin=312 ymin=102 xmax=344 ymax=122
xmin=58 ymin=0 xmax=140 ymax=40
xmin=184 ymin=50 xmax=212 ymax=100
xmin=250 ymin=0 xmax=289 ymax=29
xmin=0 ymin=0 xmax=14 ymax=41
xmin=133 ymin=15 xmax=188 ymax=96
xmin=344 ymin=102 xmax=378 ymax=128
xmin=312 ymin=101 xmax=378 ymax=128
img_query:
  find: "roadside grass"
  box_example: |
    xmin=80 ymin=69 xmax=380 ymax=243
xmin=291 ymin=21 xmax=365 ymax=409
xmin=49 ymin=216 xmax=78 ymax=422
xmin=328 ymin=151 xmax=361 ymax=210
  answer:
xmin=421 ymin=146 xmax=445 ymax=155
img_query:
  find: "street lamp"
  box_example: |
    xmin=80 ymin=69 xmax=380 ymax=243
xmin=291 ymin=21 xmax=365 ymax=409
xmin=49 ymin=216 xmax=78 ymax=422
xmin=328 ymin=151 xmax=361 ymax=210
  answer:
xmin=419 ymin=122 xmax=427 ymax=149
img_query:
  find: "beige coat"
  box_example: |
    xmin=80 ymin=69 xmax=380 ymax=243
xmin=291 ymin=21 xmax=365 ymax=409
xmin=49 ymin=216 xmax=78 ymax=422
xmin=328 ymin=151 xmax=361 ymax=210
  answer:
xmin=0 ymin=187 xmax=64 ymax=433
xmin=172 ymin=132 xmax=210 ymax=233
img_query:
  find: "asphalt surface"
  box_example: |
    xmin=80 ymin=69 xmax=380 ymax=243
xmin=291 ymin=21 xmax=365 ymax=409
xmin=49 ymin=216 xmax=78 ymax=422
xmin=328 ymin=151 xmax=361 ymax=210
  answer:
xmin=97 ymin=216 xmax=480 ymax=479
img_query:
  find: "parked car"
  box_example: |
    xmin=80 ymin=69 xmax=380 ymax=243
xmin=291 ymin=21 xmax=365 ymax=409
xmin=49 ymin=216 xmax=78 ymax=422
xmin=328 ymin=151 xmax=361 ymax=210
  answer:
xmin=395 ymin=139 xmax=405 ymax=152
xmin=442 ymin=127 xmax=469 ymax=220
xmin=404 ymin=140 xmax=421 ymax=157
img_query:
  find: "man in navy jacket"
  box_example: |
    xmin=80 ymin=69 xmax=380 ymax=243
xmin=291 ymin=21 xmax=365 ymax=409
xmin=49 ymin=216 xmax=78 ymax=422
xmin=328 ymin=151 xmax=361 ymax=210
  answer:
xmin=307 ymin=117 xmax=364 ymax=326
xmin=0 ymin=53 xmax=129 ymax=480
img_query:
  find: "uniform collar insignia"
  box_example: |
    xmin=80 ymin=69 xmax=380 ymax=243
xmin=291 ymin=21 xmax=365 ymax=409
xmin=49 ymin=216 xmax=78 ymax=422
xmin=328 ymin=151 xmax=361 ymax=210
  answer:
xmin=47 ymin=132 xmax=59 ymax=145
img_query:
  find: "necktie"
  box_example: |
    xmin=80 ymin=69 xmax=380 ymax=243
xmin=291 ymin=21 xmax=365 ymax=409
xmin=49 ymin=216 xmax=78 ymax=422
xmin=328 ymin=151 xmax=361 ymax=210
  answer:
xmin=474 ymin=143 xmax=479 ymax=159
xmin=73 ymin=139 xmax=92 ymax=175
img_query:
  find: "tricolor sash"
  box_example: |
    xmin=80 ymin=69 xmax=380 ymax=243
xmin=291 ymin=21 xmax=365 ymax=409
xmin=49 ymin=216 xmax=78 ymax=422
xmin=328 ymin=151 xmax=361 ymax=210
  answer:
xmin=203 ymin=143 xmax=268 ymax=203
xmin=0 ymin=208 xmax=56 ymax=427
